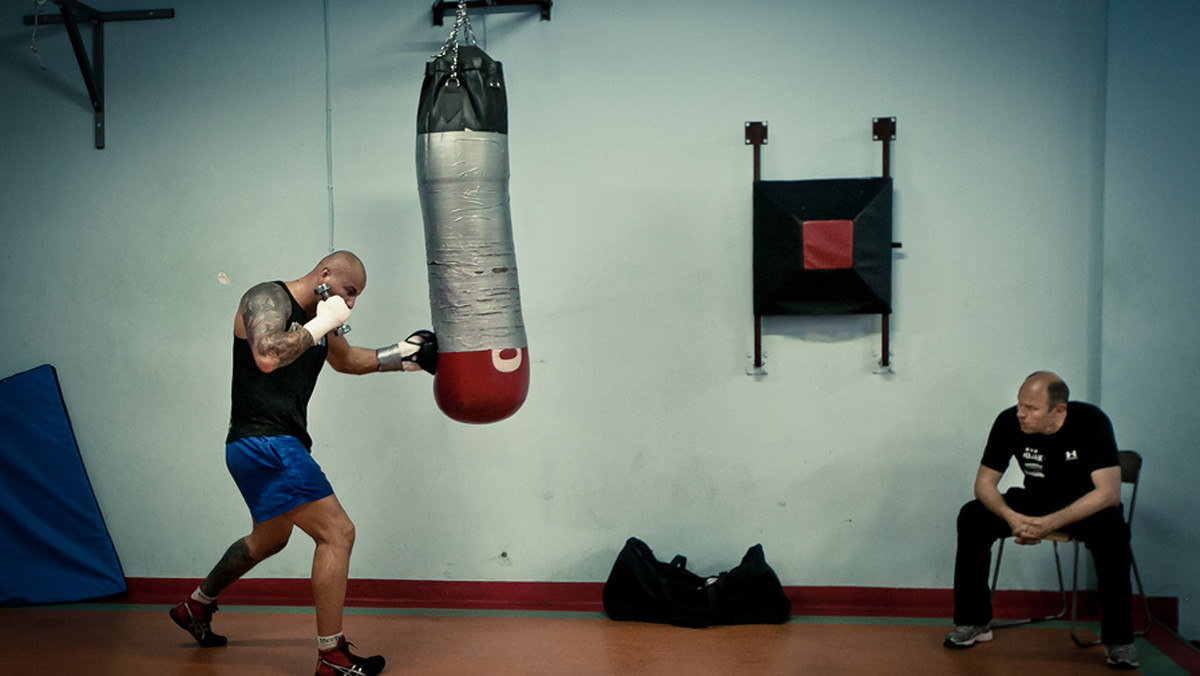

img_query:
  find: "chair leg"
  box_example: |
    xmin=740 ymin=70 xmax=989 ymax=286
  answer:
xmin=1069 ymin=540 xmax=1102 ymax=648
xmin=991 ymin=538 xmax=1069 ymax=629
xmin=1052 ymin=540 xmax=1069 ymax=621
xmin=1131 ymin=552 xmax=1151 ymax=638
xmin=1151 ymin=618 xmax=1200 ymax=656
xmin=1129 ymin=553 xmax=1200 ymax=656
xmin=989 ymin=538 xmax=1004 ymax=604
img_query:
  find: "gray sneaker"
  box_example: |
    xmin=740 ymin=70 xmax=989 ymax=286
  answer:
xmin=1105 ymin=642 xmax=1139 ymax=669
xmin=944 ymin=624 xmax=994 ymax=648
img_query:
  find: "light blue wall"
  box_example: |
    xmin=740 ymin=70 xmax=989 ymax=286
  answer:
xmin=0 ymin=0 xmax=1193 ymax=637
xmin=1102 ymin=0 xmax=1200 ymax=640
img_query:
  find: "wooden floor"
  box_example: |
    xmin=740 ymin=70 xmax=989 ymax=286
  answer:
xmin=1 ymin=605 xmax=1196 ymax=676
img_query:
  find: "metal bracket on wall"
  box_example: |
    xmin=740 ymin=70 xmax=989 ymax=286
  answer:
xmin=21 ymin=1 xmax=174 ymax=149
xmin=745 ymin=121 xmax=768 ymax=376
xmin=433 ymin=0 xmax=551 ymax=26
xmin=872 ymin=116 xmax=902 ymax=373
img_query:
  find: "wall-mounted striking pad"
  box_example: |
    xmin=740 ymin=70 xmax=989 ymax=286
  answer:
xmin=754 ymin=177 xmax=893 ymax=316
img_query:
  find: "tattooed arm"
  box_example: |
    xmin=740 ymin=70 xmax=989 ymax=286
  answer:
xmin=235 ymin=282 xmax=315 ymax=373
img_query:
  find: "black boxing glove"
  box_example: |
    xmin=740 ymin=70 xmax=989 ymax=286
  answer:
xmin=376 ymin=330 xmax=437 ymax=374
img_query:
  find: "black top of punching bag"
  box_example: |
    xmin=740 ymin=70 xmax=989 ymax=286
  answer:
xmin=417 ymin=45 xmax=508 ymax=135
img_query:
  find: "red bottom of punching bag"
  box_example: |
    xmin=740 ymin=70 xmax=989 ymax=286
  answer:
xmin=434 ymin=347 xmax=529 ymax=424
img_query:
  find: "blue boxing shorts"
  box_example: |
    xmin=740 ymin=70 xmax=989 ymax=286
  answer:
xmin=225 ymin=436 xmax=334 ymax=523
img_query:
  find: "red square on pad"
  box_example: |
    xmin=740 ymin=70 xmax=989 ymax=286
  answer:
xmin=803 ymin=220 xmax=854 ymax=269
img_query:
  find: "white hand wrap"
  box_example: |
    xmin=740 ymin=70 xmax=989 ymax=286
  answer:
xmin=377 ymin=330 xmax=438 ymax=374
xmin=304 ymin=296 xmax=351 ymax=342
xmin=376 ymin=341 xmax=421 ymax=372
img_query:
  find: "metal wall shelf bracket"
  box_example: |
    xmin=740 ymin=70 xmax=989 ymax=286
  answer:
xmin=433 ymin=0 xmax=551 ymax=26
xmin=22 ymin=1 xmax=174 ymax=149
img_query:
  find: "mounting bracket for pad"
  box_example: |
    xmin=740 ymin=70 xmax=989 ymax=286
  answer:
xmin=746 ymin=121 xmax=768 ymax=376
xmin=872 ymin=117 xmax=902 ymax=372
xmin=21 ymin=1 xmax=174 ymax=149
xmin=432 ymin=0 xmax=552 ymax=26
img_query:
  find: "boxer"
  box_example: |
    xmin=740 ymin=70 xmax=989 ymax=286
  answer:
xmin=170 ymin=250 xmax=432 ymax=676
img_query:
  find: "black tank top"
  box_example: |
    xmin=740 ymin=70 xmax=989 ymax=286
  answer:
xmin=225 ymin=281 xmax=327 ymax=450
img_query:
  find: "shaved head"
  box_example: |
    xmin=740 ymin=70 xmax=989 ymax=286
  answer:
xmin=291 ymin=250 xmax=368 ymax=311
xmin=318 ymin=250 xmax=365 ymax=284
xmin=1016 ymin=371 xmax=1069 ymax=435
xmin=1023 ymin=371 xmax=1069 ymax=408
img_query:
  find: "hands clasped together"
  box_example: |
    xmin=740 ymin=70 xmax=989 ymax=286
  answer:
xmin=1008 ymin=513 xmax=1059 ymax=545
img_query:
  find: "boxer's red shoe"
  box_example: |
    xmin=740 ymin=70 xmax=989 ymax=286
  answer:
xmin=315 ymin=636 xmax=385 ymax=676
xmin=169 ymin=598 xmax=227 ymax=647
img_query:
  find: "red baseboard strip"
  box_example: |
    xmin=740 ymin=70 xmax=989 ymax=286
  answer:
xmin=1145 ymin=623 xmax=1200 ymax=676
xmin=115 ymin=578 xmax=1178 ymax=628
xmin=347 ymin=579 xmax=606 ymax=612
xmin=121 ymin=578 xmax=608 ymax=611
xmin=785 ymin=586 xmax=954 ymax=617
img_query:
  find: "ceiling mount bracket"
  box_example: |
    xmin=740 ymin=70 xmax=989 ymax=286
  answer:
xmin=22 ymin=1 xmax=174 ymax=149
xmin=432 ymin=1 xmax=551 ymax=26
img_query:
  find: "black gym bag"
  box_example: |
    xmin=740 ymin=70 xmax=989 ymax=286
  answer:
xmin=602 ymin=537 xmax=792 ymax=628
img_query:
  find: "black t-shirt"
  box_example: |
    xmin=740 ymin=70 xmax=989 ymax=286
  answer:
xmin=225 ymin=281 xmax=327 ymax=450
xmin=980 ymin=401 xmax=1118 ymax=509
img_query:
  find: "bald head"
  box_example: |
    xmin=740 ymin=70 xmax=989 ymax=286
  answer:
xmin=317 ymin=250 xmax=366 ymax=284
xmin=293 ymin=250 xmax=367 ymax=312
xmin=1017 ymin=371 xmax=1069 ymax=435
xmin=1023 ymin=371 xmax=1069 ymax=408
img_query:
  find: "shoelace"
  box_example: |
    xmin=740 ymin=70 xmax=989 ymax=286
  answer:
xmin=319 ymin=655 xmax=366 ymax=675
xmin=186 ymin=602 xmax=216 ymax=633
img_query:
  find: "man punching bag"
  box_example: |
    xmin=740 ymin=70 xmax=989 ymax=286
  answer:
xmin=416 ymin=18 xmax=529 ymax=424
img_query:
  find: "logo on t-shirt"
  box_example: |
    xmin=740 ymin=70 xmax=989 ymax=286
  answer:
xmin=1065 ymin=449 xmax=1079 ymax=461
xmin=1022 ymin=447 xmax=1045 ymax=478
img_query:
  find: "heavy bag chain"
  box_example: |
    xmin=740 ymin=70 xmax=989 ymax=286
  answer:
xmin=433 ymin=0 xmax=479 ymax=85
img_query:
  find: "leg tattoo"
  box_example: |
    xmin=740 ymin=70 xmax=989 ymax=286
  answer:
xmin=199 ymin=538 xmax=256 ymax=598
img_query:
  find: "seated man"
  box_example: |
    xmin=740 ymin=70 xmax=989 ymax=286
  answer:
xmin=944 ymin=371 xmax=1138 ymax=670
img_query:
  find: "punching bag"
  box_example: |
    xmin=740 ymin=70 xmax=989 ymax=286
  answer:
xmin=416 ymin=38 xmax=529 ymax=424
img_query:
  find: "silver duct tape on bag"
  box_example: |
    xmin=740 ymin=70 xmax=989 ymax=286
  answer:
xmin=416 ymin=130 xmax=527 ymax=354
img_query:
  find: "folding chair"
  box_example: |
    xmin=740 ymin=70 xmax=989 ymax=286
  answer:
xmin=990 ymin=450 xmax=1151 ymax=647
